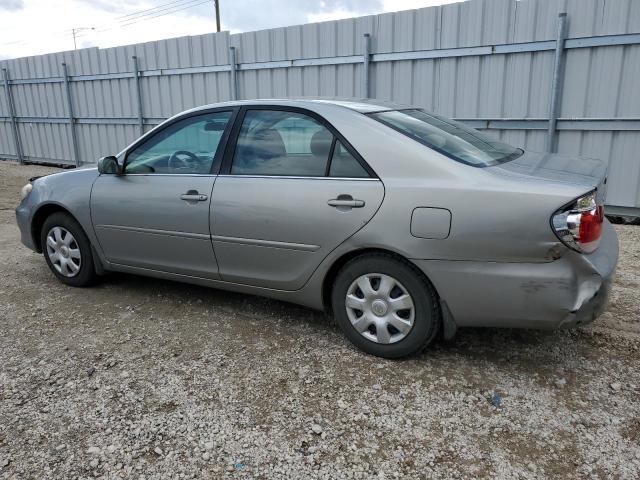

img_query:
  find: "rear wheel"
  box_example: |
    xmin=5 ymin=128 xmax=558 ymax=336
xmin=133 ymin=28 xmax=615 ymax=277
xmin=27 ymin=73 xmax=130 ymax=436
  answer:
xmin=331 ymin=253 xmax=440 ymax=358
xmin=40 ymin=212 xmax=97 ymax=287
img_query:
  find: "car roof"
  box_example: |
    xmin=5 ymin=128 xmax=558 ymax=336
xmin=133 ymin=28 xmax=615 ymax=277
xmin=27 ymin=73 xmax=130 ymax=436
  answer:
xmin=303 ymin=98 xmax=414 ymax=113
xmin=181 ymin=97 xmax=414 ymax=116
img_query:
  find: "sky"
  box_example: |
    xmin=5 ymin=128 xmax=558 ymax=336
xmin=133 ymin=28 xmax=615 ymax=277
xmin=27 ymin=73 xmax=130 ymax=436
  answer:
xmin=0 ymin=0 xmax=459 ymax=60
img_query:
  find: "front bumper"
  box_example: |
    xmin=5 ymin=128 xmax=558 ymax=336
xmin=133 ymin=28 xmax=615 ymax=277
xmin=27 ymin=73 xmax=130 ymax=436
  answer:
xmin=412 ymin=219 xmax=619 ymax=330
xmin=15 ymin=202 xmax=37 ymax=251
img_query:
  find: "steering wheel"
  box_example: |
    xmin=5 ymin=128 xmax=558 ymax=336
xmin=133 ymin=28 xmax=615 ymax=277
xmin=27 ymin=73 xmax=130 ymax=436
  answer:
xmin=168 ymin=150 xmax=200 ymax=173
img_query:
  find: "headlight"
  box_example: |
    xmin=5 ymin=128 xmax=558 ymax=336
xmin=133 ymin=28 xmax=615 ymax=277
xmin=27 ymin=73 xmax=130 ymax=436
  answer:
xmin=20 ymin=183 xmax=33 ymax=200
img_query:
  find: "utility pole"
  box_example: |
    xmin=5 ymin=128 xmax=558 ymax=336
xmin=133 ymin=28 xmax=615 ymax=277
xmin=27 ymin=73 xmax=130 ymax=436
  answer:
xmin=72 ymin=27 xmax=95 ymax=50
xmin=214 ymin=0 xmax=221 ymax=32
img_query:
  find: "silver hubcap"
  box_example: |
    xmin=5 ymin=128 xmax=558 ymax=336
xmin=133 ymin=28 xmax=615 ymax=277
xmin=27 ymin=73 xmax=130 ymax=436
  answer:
xmin=46 ymin=226 xmax=81 ymax=277
xmin=345 ymin=273 xmax=415 ymax=344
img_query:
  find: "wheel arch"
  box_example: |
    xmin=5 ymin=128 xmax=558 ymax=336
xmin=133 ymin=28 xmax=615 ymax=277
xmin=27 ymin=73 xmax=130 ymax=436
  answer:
xmin=321 ymin=247 xmax=442 ymax=315
xmin=31 ymin=203 xmax=80 ymax=253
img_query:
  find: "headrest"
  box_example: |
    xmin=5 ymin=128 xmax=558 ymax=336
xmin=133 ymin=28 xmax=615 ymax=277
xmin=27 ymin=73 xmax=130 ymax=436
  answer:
xmin=254 ymin=128 xmax=286 ymax=158
xmin=310 ymin=129 xmax=333 ymax=158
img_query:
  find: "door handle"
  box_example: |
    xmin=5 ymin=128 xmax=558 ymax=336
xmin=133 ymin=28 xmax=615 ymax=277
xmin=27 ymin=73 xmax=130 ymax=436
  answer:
xmin=180 ymin=190 xmax=208 ymax=202
xmin=328 ymin=195 xmax=365 ymax=208
xmin=328 ymin=199 xmax=365 ymax=208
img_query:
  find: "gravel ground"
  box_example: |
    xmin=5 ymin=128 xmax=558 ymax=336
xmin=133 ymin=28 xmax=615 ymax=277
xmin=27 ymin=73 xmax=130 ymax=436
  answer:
xmin=1 ymin=161 xmax=639 ymax=479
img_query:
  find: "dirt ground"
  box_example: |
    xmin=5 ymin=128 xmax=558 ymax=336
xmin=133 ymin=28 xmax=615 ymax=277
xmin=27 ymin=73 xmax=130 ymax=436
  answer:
xmin=0 ymin=161 xmax=639 ymax=479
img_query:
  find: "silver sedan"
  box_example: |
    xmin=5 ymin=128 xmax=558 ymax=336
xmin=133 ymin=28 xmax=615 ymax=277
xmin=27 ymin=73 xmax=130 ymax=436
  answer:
xmin=15 ymin=99 xmax=619 ymax=358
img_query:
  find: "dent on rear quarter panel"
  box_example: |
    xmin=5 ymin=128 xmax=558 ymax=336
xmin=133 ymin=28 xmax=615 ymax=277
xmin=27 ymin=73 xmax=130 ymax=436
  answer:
xmin=411 ymin=258 xmax=576 ymax=328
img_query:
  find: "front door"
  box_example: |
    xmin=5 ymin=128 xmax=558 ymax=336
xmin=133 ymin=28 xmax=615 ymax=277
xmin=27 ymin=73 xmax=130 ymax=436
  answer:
xmin=210 ymin=107 xmax=384 ymax=290
xmin=91 ymin=109 xmax=234 ymax=279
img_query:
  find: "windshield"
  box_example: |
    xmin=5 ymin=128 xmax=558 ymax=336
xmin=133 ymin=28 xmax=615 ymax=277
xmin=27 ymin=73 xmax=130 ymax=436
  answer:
xmin=369 ymin=109 xmax=523 ymax=167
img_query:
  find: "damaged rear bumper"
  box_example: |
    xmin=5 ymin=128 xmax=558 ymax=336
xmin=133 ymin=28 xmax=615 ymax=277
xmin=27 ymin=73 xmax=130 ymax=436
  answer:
xmin=558 ymin=274 xmax=613 ymax=328
xmin=411 ymin=220 xmax=619 ymax=330
xmin=557 ymin=220 xmax=618 ymax=328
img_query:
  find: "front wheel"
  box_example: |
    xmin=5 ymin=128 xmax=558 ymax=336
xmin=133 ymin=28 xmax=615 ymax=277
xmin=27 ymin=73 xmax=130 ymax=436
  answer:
xmin=40 ymin=212 xmax=97 ymax=287
xmin=331 ymin=253 xmax=440 ymax=358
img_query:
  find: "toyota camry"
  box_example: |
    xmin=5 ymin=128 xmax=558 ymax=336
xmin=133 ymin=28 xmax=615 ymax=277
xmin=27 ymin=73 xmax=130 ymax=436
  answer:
xmin=16 ymin=99 xmax=619 ymax=358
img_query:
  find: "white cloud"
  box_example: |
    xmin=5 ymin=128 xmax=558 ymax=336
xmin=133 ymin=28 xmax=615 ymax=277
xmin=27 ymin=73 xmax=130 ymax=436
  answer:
xmin=0 ymin=0 xmax=24 ymax=11
xmin=382 ymin=0 xmax=457 ymax=11
xmin=306 ymin=0 xmax=457 ymax=24
xmin=0 ymin=0 xmax=460 ymax=60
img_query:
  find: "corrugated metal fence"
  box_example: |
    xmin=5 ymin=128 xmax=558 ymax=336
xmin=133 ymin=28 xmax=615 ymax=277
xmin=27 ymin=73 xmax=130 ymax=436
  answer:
xmin=1 ymin=0 xmax=640 ymax=215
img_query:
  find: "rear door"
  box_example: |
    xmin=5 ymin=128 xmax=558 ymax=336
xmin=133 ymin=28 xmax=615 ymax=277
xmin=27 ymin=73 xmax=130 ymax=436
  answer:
xmin=91 ymin=109 xmax=235 ymax=279
xmin=210 ymin=107 xmax=384 ymax=290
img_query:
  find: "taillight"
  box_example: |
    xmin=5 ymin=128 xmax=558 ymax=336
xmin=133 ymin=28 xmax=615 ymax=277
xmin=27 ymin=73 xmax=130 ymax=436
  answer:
xmin=551 ymin=191 xmax=604 ymax=253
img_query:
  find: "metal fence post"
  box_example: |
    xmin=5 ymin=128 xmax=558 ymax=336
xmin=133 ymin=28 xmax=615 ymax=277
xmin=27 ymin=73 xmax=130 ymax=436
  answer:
xmin=2 ymin=67 xmax=24 ymax=164
xmin=229 ymin=46 xmax=238 ymax=100
xmin=362 ymin=33 xmax=371 ymax=98
xmin=546 ymin=13 xmax=568 ymax=153
xmin=132 ymin=56 xmax=144 ymax=136
xmin=61 ymin=63 xmax=80 ymax=166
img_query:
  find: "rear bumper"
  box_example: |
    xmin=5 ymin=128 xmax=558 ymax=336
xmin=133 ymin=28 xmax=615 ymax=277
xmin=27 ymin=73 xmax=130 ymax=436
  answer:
xmin=558 ymin=273 xmax=613 ymax=328
xmin=412 ymin=220 xmax=619 ymax=330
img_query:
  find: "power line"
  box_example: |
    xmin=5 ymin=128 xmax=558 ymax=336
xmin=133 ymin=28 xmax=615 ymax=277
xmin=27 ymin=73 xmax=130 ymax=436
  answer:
xmin=113 ymin=0 xmax=209 ymax=25
xmin=1 ymin=0 xmax=193 ymax=43
xmin=114 ymin=0 xmax=197 ymax=21
xmin=73 ymin=0 xmax=212 ymax=38
xmin=119 ymin=0 xmax=212 ymax=28
xmin=1 ymin=0 xmax=214 ymax=48
xmin=1 ymin=28 xmax=79 ymax=48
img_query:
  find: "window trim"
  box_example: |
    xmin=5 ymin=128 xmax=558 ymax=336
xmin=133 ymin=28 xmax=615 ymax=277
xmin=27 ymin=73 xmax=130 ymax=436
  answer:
xmin=324 ymin=137 xmax=337 ymax=177
xmin=122 ymin=107 xmax=239 ymax=175
xmin=219 ymin=105 xmax=377 ymax=179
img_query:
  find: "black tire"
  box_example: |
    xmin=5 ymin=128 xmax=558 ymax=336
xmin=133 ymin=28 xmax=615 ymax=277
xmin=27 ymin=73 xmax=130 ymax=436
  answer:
xmin=331 ymin=253 xmax=440 ymax=358
xmin=40 ymin=212 xmax=98 ymax=287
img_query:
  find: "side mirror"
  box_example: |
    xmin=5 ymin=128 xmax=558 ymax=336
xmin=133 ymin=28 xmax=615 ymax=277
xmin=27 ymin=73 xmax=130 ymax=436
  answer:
xmin=97 ymin=155 xmax=121 ymax=175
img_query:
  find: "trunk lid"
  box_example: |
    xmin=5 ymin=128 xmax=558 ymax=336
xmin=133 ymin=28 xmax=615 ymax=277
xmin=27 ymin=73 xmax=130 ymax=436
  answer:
xmin=487 ymin=150 xmax=608 ymax=200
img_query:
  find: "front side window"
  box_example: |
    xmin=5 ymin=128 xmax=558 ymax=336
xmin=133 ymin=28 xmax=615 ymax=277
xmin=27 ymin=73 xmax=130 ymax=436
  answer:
xmin=370 ymin=109 xmax=523 ymax=167
xmin=125 ymin=111 xmax=232 ymax=174
xmin=231 ymin=110 xmax=333 ymax=177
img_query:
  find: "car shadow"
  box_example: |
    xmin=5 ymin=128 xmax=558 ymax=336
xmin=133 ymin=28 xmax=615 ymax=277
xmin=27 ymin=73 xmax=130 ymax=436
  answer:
xmin=96 ymin=271 xmax=599 ymax=371
xmin=97 ymin=271 xmax=330 ymax=326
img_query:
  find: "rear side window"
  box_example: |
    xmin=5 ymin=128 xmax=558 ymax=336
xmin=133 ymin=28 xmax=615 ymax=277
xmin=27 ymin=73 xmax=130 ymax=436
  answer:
xmin=370 ymin=109 xmax=523 ymax=167
xmin=329 ymin=140 xmax=369 ymax=178
xmin=231 ymin=109 xmax=372 ymax=178
xmin=231 ymin=110 xmax=331 ymax=176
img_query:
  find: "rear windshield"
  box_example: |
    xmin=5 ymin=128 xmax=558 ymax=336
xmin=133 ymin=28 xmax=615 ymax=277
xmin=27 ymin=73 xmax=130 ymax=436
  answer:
xmin=369 ymin=109 xmax=523 ymax=167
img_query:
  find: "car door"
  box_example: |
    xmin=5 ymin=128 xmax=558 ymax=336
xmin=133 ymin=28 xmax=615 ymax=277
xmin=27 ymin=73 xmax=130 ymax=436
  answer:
xmin=91 ymin=109 xmax=235 ymax=279
xmin=210 ymin=107 xmax=385 ymax=290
